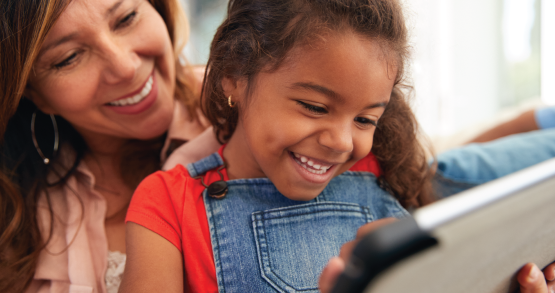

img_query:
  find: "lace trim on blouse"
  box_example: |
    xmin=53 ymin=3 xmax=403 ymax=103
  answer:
xmin=105 ymin=250 xmax=126 ymax=293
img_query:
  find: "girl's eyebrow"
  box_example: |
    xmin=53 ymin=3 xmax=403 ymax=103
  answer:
xmin=290 ymin=82 xmax=388 ymax=109
xmin=291 ymin=82 xmax=338 ymax=99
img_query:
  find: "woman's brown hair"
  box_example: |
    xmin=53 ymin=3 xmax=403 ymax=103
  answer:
xmin=202 ymin=0 xmax=435 ymax=208
xmin=0 ymin=0 xmax=194 ymax=291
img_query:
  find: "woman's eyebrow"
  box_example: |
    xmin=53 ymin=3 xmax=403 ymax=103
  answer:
xmin=39 ymin=0 xmax=128 ymax=57
xmin=39 ymin=32 xmax=79 ymax=56
xmin=106 ymin=0 xmax=125 ymax=17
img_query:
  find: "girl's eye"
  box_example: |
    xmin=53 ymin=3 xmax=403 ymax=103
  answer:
xmin=354 ymin=117 xmax=378 ymax=127
xmin=117 ymin=11 xmax=137 ymax=29
xmin=297 ymin=101 xmax=327 ymax=114
xmin=53 ymin=52 xmax=78 ymax=69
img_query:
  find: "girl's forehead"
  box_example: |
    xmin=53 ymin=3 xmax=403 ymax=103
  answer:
xmin=253 ymin=31 xmax=395 ymax=106
xmin=280 ymin=31 xmax=393 ymax=74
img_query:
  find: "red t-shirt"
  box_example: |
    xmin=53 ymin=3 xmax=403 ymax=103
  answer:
xmin=126 ymin=147 xmax=381 ymax=292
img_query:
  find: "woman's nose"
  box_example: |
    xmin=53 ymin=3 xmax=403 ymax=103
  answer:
xmin=101 ymin=37 xmax=140 ymax=84
xmin=318 ymin=121 xmax=354 ymax=153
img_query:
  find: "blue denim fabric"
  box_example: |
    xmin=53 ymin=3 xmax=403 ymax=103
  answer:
xmin=535 ymin=106 xmax=555 ymax=129
xmin=433 ymin=128 xmax=555 ymax=197
xmin=190 ymin=154 xmax=408 ymax=293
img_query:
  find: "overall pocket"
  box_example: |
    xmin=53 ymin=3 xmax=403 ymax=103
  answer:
xmin=252 ymin=202 xmax=373 ymax=293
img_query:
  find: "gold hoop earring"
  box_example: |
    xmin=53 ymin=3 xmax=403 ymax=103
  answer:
xmin=31 ymin=111 xmax=59 ymax=165
xmin=228 ymin=95 xmax=236 ymax=108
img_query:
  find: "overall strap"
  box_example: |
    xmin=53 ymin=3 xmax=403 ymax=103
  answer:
xmin=186 ymin=152 xmax=224 ymax=177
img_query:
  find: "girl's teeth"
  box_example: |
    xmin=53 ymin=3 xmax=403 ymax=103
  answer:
xmin=293 ymin=153 xmax=332 ymax=174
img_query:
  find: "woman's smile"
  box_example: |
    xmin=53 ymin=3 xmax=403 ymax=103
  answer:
xmin=105 ymin=69 xmax=158 ymax=115
xmin=27 ymin=0 xmax=176 ymax=144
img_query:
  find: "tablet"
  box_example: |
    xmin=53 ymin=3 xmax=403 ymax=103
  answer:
xmin=331 ymin=157 xmax=555 ymax=293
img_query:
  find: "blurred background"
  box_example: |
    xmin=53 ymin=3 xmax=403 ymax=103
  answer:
xmin=180 ymin=0 xmax=552 ymax=151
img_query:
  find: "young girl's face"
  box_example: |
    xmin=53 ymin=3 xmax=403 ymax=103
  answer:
xmin=225 ymin=31 xmax=396 ymax=201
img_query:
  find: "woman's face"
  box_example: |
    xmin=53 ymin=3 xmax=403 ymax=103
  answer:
xmin=28 ymin=0 xmax=176 ymax=146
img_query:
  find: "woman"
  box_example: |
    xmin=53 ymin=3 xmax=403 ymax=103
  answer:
xmin=0 ymin=0 xmax=219 ymax=292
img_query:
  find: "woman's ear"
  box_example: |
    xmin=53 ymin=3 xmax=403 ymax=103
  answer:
xmin=221 ymin=76 xmax=248 ymax=104
xmin=24 ymin=87 xmax=56 ymax=114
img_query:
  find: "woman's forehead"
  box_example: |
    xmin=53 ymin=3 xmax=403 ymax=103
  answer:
xmin=40 ymin=0 xmax=141 ymax=53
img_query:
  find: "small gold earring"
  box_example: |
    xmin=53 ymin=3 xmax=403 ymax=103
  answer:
xmin=228 ymin=95 xmax=236 ymax=108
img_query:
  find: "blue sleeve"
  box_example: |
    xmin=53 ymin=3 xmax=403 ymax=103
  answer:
xmin=535 ymin=106 xmax=555 ymax=129
xmin=433 ymin=128 xmax=555 ymax=198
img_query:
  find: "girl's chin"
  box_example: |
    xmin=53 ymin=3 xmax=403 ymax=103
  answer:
xmin=277 ymin=185 xmax=326 ymax=202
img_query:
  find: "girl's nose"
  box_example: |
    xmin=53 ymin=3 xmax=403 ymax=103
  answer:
xmin=318 ymin=121 xmax=354 ymax=153
xmin=101 ymin=37 xmax=140 ymax=84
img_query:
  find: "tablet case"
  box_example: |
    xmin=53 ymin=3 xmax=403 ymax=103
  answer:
xmin=332 ymin=157 xmax=555 ymax=293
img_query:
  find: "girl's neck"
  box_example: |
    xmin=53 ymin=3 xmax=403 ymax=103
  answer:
xmin=223 ymin=125 xmax=265 ymax=180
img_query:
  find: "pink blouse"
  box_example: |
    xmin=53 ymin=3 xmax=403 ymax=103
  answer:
xmin=25 ymin=103 xmax=221 ymax=293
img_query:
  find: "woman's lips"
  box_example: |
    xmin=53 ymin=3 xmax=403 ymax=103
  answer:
xmin=104 ymin=71 xmax=158 ymax=115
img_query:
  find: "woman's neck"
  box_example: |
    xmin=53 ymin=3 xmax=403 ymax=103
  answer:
xmin=76 ymin=128 xmax=134 ymax=218
xmin=80 ymin=131 xmax=128 ymax=157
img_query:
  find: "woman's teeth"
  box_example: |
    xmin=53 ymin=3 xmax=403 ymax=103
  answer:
xmin=108 ymin=75 xmax=153 ymax=106
xmin=293 ymin=153 xmax=332 ymax=175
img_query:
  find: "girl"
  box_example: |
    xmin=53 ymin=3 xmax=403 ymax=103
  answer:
xmin=121 ymin=0 xmax=554 ymax=292
xmin=121 ymin=0 xmax=431 ymax=292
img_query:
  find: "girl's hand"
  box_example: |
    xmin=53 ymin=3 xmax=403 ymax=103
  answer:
xmin=318 ymin=218 xmax=397 ymax=293
xmin=518 ymin=262 xmax=555 ymax=293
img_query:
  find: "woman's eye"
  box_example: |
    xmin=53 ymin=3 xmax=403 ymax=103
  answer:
xmin=117 ymin=11 xmax=137 ymax=28
xmin=354 ymin=117 xmax=378 ymax=127
xmin=297 ymin=101 xmax=327 ymax=114
xmin=53 ymin=52 xmax=78 ymax=69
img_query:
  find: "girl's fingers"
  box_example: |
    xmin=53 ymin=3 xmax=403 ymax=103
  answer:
xmin=338 ymin=240 xmax=356 ymax=262
xmin=355 ymin=217 xmax=398 ymax=239
xmin=319 ymin=257 xmax=345 ymax=293
xmin=322 ymin=219 xmax=398 ymax=292
xmin=544 ymin=263 xmax=555 ymax=293
xmin=518 ymin=263 xmax=548 ymax=293
xmin=544 ymin=262 xmax=555 ymax=282
xmin=339 ymin=218 xmax=398 ymax=262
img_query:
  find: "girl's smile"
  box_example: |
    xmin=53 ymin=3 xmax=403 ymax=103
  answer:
xmin=223 ymin=30 xmax=397 ymax=201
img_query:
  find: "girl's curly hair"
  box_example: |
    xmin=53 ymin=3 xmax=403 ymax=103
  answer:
xmin=202 ymin=0 xmax=436 ymax=208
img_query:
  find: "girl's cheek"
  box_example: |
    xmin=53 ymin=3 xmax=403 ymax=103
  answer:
xmin=354 ymin=134 xmax=375 ymax=160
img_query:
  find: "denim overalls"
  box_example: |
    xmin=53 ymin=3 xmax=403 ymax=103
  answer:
xmin=187 ymin=153 xmax=409 ymax=293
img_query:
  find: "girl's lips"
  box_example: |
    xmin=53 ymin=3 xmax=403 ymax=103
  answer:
xmin=104 ymin=71 xmax=158 ymax=115
xmin=289 ymin=151 xmax=337 ymax=184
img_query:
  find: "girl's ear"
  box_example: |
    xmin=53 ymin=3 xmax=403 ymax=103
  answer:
xmin=24 ymin=87 xmax=56 ymax=114
xmin=221 ymin=76 xmax=248 ymax=103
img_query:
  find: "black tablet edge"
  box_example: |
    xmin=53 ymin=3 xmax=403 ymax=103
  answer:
xmin=330 ymin=217 xmax=438 ymax=293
